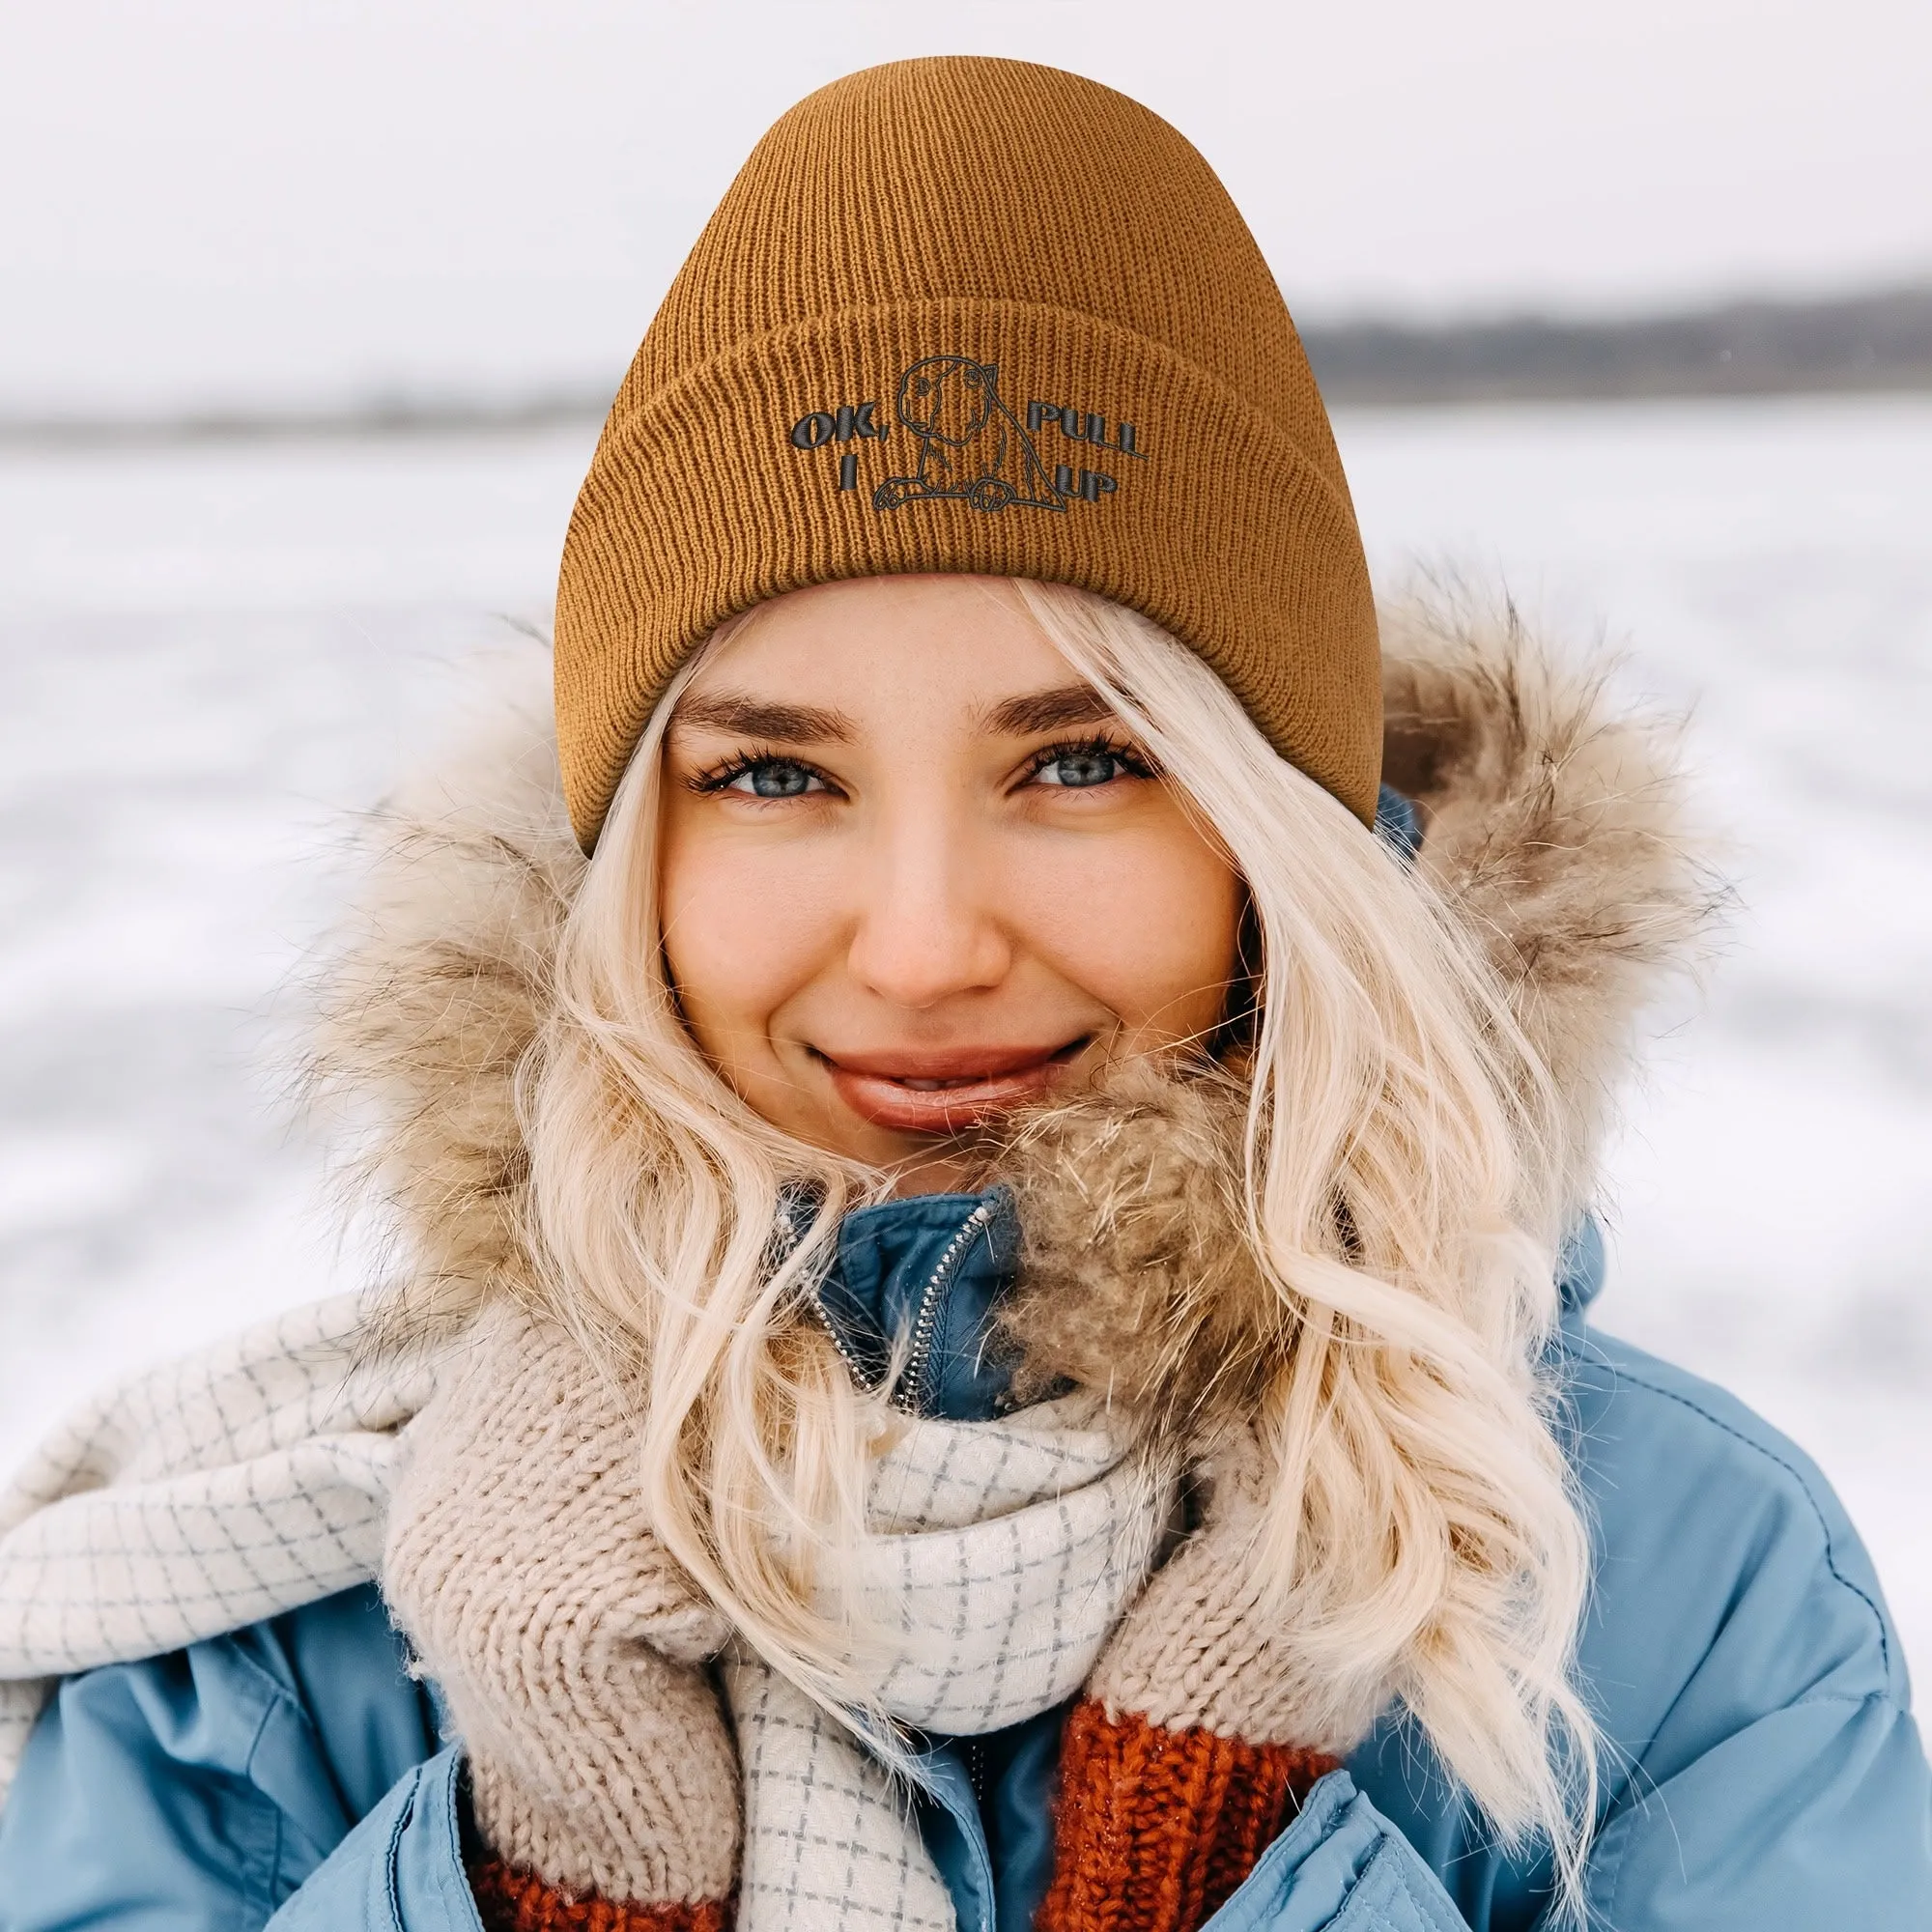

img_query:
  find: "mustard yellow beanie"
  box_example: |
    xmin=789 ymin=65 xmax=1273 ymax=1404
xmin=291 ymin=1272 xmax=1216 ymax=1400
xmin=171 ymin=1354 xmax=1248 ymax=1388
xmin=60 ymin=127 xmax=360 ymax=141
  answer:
xmin=554 ymin=55 xmax=1380 ymax=849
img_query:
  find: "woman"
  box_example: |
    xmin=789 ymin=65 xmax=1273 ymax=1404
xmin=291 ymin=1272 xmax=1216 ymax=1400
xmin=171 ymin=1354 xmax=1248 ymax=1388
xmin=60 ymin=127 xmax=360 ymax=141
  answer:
xmin=0 ymin=56 xmax=1924 ymax=1932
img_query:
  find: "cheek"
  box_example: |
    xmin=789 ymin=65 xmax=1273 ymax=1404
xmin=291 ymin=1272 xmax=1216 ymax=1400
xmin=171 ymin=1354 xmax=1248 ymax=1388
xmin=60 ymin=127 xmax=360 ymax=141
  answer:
xmin=1014 ymin=822 xmax=1243 ymax=1032
xmin=657 ymin=816 xmax=843 ymax=1053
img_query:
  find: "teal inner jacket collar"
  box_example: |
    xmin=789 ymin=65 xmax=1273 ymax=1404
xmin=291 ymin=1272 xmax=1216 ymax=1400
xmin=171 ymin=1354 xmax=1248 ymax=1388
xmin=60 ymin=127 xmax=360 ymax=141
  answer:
xmin=800 ymin=1182 xmax=1605 ymax=1429
xmin=797 ymin=1184 xmax=1023 ymax=1424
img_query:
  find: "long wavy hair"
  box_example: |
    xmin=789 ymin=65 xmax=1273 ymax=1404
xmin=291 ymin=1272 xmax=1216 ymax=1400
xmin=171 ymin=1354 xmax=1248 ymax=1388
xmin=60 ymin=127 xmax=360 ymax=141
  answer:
xmin=516 ymin=582 xmax=1599 ymax=1910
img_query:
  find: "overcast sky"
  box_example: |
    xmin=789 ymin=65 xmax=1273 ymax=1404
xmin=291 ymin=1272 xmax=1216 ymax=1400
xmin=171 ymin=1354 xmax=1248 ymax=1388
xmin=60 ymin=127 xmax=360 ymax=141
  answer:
xmin=5 ymin=0 xmax=1930 ymax=416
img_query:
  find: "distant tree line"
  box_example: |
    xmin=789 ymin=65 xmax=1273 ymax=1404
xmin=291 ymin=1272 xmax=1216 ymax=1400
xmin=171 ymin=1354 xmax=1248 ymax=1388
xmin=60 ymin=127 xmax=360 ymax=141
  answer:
xmin=1300 ymin=283 xmax=1932 ymax=405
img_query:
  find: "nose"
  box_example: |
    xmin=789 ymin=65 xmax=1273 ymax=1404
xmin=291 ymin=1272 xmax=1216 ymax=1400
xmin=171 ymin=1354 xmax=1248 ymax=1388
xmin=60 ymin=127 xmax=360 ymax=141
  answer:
xmin=844 ymin=812 xmax=1012 ymax=1010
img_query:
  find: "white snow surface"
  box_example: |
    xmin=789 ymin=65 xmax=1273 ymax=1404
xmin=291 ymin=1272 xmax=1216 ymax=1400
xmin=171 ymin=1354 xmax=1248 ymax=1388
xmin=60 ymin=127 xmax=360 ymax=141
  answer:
xmin=2 ymin=397 xmax=1928 ymax=1686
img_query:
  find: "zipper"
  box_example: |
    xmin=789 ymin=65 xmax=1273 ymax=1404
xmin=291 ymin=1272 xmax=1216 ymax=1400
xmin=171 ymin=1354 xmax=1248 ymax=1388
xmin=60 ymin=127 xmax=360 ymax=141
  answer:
xmin=895 ymin=1196 xmax=999 ymax=1417
xmin=810 ymin=1290 xmax=886 ymax=1395
xmin=793 ymin=1205 xmax=887 ymax=1396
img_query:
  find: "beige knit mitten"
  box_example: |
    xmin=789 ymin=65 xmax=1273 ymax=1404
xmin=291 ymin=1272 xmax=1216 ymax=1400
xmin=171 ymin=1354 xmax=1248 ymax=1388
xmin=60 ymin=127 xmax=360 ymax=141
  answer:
xmin=1087 ymin=1419 xmax=1385 ymax=1753
xmin=383 ymin=1303 xmax=740 ymax=1912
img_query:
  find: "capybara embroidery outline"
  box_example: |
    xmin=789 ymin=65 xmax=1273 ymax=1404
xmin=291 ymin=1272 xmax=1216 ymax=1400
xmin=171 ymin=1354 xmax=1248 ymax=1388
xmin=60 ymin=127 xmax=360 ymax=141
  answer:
xmin=873 ymin=355 xmax=1067 ymax=514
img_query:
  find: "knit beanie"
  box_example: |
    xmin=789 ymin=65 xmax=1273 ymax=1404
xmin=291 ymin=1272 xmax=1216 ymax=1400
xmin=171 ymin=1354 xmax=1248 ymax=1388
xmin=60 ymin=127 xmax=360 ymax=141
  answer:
xmin=554 ymin=56 xmax=1380 ymax=850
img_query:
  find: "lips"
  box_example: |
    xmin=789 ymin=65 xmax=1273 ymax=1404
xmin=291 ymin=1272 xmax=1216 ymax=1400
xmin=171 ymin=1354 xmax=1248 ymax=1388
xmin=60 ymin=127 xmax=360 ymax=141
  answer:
xmin=816 ymin=1039 xmax=1087 ymax=1134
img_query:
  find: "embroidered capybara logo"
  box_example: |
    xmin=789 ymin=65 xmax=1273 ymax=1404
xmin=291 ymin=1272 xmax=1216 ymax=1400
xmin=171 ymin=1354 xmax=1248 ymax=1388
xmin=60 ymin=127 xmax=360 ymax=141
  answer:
xmin=871 ymin=355 xmax=1065 ymax=514
xmin=786 ymin=359 xmax=1144 ymax=508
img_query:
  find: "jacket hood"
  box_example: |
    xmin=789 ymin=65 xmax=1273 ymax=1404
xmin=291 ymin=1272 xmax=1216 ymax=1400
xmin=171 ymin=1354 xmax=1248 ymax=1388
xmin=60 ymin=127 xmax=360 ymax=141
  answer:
xmin=309 ymin=587 xmax=1720 ymax=1339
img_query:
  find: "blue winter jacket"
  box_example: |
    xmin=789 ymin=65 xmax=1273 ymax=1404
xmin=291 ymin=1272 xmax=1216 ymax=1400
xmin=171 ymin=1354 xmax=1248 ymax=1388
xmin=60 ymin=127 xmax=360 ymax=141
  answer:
xmin=2 ymin=1197 xmax=1927 ymax=1929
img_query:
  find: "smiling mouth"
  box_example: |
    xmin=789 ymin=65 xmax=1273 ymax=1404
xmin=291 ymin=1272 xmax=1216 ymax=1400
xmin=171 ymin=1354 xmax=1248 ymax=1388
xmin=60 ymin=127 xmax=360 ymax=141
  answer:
xmin=815 ymin=1038 xmax=1090 ymax=1134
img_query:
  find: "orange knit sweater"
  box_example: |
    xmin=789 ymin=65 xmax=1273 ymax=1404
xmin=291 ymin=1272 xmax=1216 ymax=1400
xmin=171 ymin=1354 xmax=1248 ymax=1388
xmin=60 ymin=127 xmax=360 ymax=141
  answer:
xmin=1037 ymin=1703 xmax=1338 ymax=1932
xmin=468 ymin=1859 xmax=728 ymax=1932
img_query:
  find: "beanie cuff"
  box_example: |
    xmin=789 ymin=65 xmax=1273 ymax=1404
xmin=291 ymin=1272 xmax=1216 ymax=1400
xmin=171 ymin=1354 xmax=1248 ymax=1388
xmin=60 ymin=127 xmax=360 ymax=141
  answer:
xmin=554 ymin=298 xmax=1379 ymax=847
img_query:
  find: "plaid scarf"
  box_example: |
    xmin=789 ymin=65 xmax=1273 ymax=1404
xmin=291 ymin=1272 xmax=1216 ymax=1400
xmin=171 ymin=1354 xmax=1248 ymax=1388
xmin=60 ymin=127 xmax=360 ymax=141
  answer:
xmin=0 ymin=1295 xmax=416 ymax=1800
xmin=726 ymin=1399 xmax=1168 ymax=1930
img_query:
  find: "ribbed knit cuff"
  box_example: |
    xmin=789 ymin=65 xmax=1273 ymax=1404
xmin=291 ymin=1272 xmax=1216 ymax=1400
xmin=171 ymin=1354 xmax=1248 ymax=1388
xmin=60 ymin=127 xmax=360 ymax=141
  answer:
xmin=467 ymin=1859 xmax=731 ymax=1932
xmin=554 ymin=290 xmax=1381 ymax=849
xmin=1037 ymin=1700 xmax=1339 ymax=1932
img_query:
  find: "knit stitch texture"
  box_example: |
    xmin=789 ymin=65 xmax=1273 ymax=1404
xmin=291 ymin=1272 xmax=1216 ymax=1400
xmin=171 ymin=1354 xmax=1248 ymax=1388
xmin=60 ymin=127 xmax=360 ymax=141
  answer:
xmin=383 ymin=1307 xmax=742 ymax=1909
xmin=1088 ymin=1420 xmax=1390 ymax=1752
xmin=1037 ymin=1701 xmax=1337 ymax=1932
xmin=468 ymin=1859 xmax=729 ymax=1932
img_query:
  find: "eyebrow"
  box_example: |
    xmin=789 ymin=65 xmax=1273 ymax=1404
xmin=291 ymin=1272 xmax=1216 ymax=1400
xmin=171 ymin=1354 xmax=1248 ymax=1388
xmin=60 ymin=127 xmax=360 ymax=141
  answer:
xmin=669 ymin=692 xmax=857 ymax=743
xmin=980 ymin=683 xmax=1119 ymax=736
xmin=669 ymin=681 xmax=1121 ymax=745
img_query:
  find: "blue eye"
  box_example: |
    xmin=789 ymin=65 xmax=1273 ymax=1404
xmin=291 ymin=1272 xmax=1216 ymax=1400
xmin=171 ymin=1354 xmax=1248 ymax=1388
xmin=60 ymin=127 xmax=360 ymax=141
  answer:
xmin=724 ymin=759 xmax=823 ymax=798
xmin=1034 ymin=748 xmax=1132 ymax=788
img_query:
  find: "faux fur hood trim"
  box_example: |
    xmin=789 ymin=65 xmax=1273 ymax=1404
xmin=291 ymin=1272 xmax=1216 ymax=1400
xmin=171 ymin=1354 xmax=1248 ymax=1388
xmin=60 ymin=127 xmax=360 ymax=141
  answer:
xmin=308 ymin=590 xmax=1721 ymax=1333
xmin=1379 ymin=589 xmax=1725 ymax=1206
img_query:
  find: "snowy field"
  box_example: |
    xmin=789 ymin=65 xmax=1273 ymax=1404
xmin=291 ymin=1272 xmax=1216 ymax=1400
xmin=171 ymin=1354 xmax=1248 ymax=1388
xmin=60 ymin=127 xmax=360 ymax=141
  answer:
xmin=2 ymin=396 xmax=1928 ymax=1682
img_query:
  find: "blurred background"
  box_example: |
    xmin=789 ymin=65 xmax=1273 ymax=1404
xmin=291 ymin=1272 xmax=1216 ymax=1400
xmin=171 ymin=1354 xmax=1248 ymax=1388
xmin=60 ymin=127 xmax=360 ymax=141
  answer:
xmin=3 ymin=0 xmax=1929 ymax=1676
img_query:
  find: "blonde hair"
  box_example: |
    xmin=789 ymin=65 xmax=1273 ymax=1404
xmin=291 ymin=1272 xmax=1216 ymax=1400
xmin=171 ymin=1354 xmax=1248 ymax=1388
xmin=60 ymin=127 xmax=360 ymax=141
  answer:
xmin=519 ymin=583 xmax=1598 ymax=1908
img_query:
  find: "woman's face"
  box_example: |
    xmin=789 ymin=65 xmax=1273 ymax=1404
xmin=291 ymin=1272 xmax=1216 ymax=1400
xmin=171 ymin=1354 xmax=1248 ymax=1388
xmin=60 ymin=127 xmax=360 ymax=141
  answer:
xmin=659 ymin=576 xmax=1243 ymax=1191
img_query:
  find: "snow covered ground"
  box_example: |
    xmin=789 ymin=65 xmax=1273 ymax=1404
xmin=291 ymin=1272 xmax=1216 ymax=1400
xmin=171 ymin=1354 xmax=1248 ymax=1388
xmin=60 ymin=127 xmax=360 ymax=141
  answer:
xmin=2 ymin=397 xmax=1928 ymax=1681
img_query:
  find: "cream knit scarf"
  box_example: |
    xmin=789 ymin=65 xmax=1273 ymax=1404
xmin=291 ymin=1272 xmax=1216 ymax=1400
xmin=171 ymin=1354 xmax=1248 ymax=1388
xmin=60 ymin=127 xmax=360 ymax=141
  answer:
xmin=728 ymin=1396 xmax=1166 ymax=1930
xmin=0 ymin=1295 xmax=1170 ymax=1932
